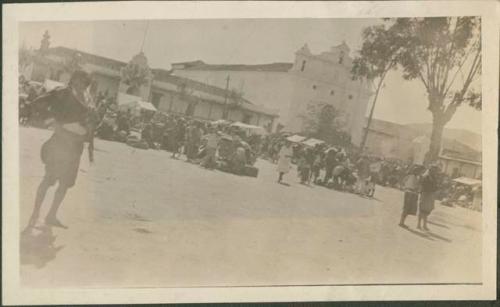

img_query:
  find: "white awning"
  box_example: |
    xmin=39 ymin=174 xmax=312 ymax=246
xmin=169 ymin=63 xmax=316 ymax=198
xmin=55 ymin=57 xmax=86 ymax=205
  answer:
xmin=117 ymin=92 xmax=141 ymax=106
xmin=453 ymin=177 xmax=482 ymax=187
xmin=302 ymin=138 xmax=325 ymax=147
xmin=137 ymin=100 xmax=157 ymax=112
xmin=212 ymin=119 xmax=231 ymax=125
xmin=230 ymin=122 xmax=267 ymax=135
xmin=117 ymin=92 xmax=156 ymax=112
xmin=286 ymin=135 xmax=306 ymax=143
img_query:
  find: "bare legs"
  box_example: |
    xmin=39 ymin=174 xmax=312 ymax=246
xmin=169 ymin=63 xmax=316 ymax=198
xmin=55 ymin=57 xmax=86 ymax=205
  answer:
xmin=27 ymin=178 xmax=54 ymax=228
xmin=45 ymin=184 xmax=69 ymax=228
xmin=27 ymin=178 xmax=69 ymax=229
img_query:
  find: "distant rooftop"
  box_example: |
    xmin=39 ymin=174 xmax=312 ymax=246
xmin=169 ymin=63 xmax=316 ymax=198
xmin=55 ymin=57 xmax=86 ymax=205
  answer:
xmin=44 ymin=47 xmax=277 ymax=116
xmin=366 ymin=117 xmax=481 ymax=162
xmin=171 ymin=60 xmax=293 ymax=72
xmin=47 ymin=46 xmax=127 ymax=70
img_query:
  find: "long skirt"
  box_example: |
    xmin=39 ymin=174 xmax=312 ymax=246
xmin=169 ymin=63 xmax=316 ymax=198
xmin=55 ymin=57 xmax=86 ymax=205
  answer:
xmin=419 ymin=191 xmax=436 ymax=216
xmin=403 ymin=191 xmax=418 ymax=216
xmin=277 ymin=157 xmax=291 ymax=173
xmin=40 ymin=128 xmax=85 ymax=188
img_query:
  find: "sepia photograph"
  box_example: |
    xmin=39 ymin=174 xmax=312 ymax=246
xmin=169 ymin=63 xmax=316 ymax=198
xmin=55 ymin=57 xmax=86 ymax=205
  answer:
xmin=2 ymin=1 xmax=498 ymax=305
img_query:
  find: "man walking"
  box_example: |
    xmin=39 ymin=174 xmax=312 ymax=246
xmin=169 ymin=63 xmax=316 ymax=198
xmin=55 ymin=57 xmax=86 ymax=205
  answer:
xmin=26 ymin=70 xmax=93 ymax=229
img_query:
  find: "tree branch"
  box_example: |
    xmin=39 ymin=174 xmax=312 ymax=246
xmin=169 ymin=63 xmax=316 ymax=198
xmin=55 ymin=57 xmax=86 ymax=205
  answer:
xmin=439 ymin=20 xmax=458 ymax=94
xmin=443 ymin=39 xmax=479 ymax=97
xmin=417 ymin=69 xmax=430 ymax=92
xmin=430 ymin=44 xmax=442 ymax=90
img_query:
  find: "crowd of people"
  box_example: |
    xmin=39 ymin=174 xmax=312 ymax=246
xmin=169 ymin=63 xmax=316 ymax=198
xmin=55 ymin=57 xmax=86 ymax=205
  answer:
xmin=19 ymin=71 xmax=479 ymax=232
xmin=19 ymin=76 xmax=262 ymax=176
xmin=259 ymin=134 xmax=464 ymax=232
xmin=260 ymin=134 xmax=417 ymax=195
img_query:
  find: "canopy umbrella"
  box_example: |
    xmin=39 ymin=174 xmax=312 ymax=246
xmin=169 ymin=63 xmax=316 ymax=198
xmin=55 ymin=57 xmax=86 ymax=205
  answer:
xmin=324 ymin=147 xmax=339 ymax=154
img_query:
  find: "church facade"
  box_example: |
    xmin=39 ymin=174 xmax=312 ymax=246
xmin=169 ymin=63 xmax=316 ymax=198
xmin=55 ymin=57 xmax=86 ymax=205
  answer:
xmin=172 ymin=43 xmax=373 ymax=146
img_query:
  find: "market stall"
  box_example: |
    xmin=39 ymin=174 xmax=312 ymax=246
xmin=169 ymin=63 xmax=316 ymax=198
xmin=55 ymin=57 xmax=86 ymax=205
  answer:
xmin=442 ymin=177 xmax=482 ymax=211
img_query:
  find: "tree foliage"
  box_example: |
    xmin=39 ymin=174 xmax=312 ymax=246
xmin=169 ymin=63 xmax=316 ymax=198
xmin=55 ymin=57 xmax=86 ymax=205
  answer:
xmin=395 ymin=17 xmax=481 ymax=113
xmin=391 ymin=17 xmax=482 ymax=162
xmin=352 ymin=24 xmax=404 ymax=81
xmin=356 ymin=17 xmax=481 ymax=163
xmin=300 ymin=103 xmax=350 ymax=147
xmin=351 ymin=23 xmax=406 ymax=152
xmin=121 ymin=53 xmax=151 ymax=96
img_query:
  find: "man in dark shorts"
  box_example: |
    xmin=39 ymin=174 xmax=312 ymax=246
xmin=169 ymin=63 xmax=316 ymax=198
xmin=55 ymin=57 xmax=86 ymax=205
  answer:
xmin=26 ymin=70 xmax=92 ymax=229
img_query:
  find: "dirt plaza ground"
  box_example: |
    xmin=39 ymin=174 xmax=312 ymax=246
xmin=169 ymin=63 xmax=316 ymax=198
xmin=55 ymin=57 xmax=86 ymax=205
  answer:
xmin=19 ymin=127 xmax=482 ymax=288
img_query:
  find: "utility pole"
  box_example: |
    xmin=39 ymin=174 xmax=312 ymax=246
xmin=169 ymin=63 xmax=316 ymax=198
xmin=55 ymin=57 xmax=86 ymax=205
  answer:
xmin=222 ymin=75 xmax=230 ymax=120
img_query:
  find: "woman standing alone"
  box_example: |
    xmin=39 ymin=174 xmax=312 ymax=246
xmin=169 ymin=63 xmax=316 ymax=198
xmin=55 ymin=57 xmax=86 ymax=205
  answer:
xmin=277 ymin=141 xmax=293 ymax=184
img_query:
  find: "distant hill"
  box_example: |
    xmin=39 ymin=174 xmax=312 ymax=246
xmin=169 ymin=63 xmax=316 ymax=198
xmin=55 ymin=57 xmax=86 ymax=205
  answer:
xmin=405 ymin=123 xmax=482 ymax=151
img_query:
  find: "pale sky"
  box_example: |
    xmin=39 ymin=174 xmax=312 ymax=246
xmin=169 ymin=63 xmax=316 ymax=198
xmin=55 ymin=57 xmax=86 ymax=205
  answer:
xmin=19 ymin=19 xmax=482 ymax=134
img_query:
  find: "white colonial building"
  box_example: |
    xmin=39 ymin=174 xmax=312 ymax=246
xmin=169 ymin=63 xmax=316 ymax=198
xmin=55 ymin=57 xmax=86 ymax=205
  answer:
xmin=172 ymin=42 xmax=373 ymax=145
xmin=21 ymin=45 xmax=278 ymax=128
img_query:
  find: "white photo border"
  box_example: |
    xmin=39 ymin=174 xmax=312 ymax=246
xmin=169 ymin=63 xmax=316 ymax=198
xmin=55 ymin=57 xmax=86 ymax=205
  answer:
xmin=3 ymin=1 xmax=498 ymax=304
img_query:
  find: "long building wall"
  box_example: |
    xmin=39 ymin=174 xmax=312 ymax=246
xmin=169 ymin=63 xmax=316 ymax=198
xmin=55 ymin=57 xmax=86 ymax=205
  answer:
xmin=173 ymin=46 xmax=372 ymax=145
xmin=173 ymin=69 xmax=291 ymax=125
xmin=152 ymin=85 xmax=275 ymax=126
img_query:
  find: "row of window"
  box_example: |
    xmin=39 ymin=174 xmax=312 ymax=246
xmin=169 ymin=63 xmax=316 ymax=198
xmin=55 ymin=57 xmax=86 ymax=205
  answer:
xmin=300 ymin=53 xmax=345 ymax=72
xmin=311 ymin=85 xmax=353 ymax=99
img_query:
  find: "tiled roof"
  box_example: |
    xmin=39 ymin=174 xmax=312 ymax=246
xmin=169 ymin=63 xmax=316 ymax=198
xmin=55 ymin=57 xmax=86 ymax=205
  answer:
xmin=47 ymin=46 xmax=127 ymax=70
xmin=43 ymin=47 xmax=279 ymax=117
xmin=367 ymin=117 xmax=481 ymax=162
xmin=152 ymin=72 xmax=278 ymax=116
xmin=365 ymin=118 xmax=405 ymax=136
xmin=172 ymin=61 xmax=293 ymax=72
xmin=152 ymin=70 xmax=250 ymax=102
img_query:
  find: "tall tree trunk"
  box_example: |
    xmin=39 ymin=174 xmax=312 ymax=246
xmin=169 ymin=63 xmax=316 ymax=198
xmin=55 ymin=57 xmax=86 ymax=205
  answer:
xmin=425 ymin=114 xmax=446 ymax=164
xmin=359 ymin=77 xmax=384 ymax=153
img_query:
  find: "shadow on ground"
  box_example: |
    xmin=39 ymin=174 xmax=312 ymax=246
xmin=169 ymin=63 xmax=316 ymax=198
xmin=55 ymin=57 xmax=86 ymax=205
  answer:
xmin=20 ymin=226 xmax=65 ymax=269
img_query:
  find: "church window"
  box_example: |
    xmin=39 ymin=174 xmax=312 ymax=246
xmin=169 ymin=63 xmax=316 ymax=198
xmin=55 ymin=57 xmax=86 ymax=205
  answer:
xmin=300 ymin=60 xmax=306 ymax=72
